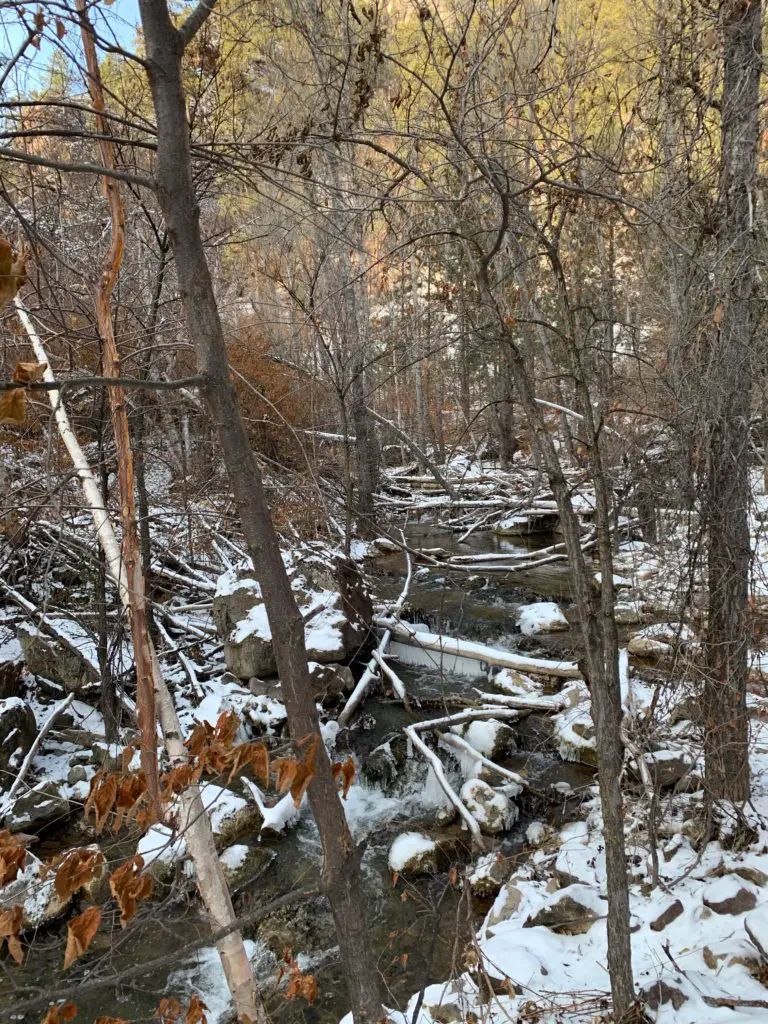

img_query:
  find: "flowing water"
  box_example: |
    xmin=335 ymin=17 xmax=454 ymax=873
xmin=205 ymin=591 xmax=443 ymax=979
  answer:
xmin=0 ymin=527 xmax=596 ymax=1024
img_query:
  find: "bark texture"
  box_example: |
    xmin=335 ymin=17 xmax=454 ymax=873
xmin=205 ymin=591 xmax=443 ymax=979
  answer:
xmin=137 ymin=3 xmax=384 ymax=1021
xmin=703 ymin=0 xmax=761 ymax=803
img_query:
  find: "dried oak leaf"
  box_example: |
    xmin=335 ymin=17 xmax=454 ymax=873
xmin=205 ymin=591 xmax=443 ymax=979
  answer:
xmin=184 ymin=996 xmax=208 ymax=1024
xmin=0 ymin=831 xmax=27 ymax=888
xmin=85 ymin=771 xmax=118 ymax=834
xmin=51 ymin=847 xmax=105 ymax=902
xmin=226 ymin=741 xmax=269 ymax=785
xmin=0 ymin=904 xmax=23 ymax=965
xmin=0 ymin=389 xmax=25 ymax=426
xmin=156 ymin=998 xmax=183 ymax=1023
xmin=274 ymin=734 xmax=318 ymax=808
xmin=0 ymin=236 xmax=27 ymax=309
xmin=63 ymin=906 xmax=101 ymax=969
xmin=41 ymin=1003 xmax=77 ymax=1024
xmin=280 ymin=953 xmax=317 ymax=1005
xmin=113 ymin=773 xmax=148 ymax=832
xmin=94 ymin=1019 xmax=128 ymax=1024
xmin=109 ymin=855 xmax=152 ymax=926
xmin=331 ymin=756 xmax=355 ymax=799
xmin=161 ymin=762 xmax=201 ymax=801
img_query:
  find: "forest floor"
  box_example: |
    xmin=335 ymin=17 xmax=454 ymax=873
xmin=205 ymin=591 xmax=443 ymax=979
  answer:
xmin=1 ymin=449 xmax=768 ymax=1023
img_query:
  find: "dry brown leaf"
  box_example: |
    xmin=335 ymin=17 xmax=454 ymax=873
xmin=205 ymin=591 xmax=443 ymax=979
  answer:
xmin=226 ymin=741 xmax=269 ymax=785
xmin=161 ymin=762 xmax=201 ymax=801
xmin=13 ymin=361 xmax=46 ymax=383
xmin=280 ymin=952 xmax=317 ymax=1005
xmin=184 ymin=996 xmax=208 ymax=1024
xmin=0 ymin=831 xmax=27 ymax=888
xmin=94 ymin=1019 xmax=128 ymax=1024
xmin=0 ymin=236 xmax=27 ymax=309
xmin=41 ymin=1003 xmax=77 ymax=1024
xmin=84 ymin=772 xmax=118 ymax=834
xmin=113 ymin=774 xmax=148 ymax=833
xmin=63 ymin=906 xmax=101 ymax=969
xmin=0 ymin=905 xmax=23 ymax=965
xmin=713 ymin=301 xmax=725 ymax=325
xmin=331 ymin=758 xmax=356 ymax=798
xmin=51 ymin=847 xmax=105 ymax=902
xmin=109 ymin=855 xmax=152 ymax=926
xmin=55 ymin=17 xmax=66 ymax=38
xmin=274 ymin=734 xmax=318 ymax=808
xmin=156 ymin=999 xmax=183 ymax=1023
xmin=0 ymin=389 xmax=25 ymax=426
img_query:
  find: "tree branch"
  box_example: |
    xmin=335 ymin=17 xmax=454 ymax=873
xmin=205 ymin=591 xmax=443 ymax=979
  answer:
xmin=179 ymin=0 xmax=219 ymax=47
xmin=0 ymin=374 xmax=207 ymax=393
xmin=0 ymin=145 xmax=154 ymax=189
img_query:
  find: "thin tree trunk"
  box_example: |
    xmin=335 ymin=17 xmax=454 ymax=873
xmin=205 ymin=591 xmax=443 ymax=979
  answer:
xmin=137 ymin=4 xmax=384 ymax=1021
xmin=703 ymin=0 xmax=761 ymax=803
xmin=14 ymin=297 xmax=267 ymax=1024
xmin=77 ymin=0 xmax=159 ymax=810
xmin=477 ymin=274 xmax=635 ymax=1017
xmin=75 ymin=8 xmax=267 ymax=1020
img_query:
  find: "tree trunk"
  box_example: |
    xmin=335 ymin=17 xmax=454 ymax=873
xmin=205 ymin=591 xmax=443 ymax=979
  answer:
xmin=703 ymin=0 xmax=761 ymax=803
xmin=477 ymin=275 xmax=635 ymax=1017
xmin=137 ymin=4 xmax=384 ymax=1021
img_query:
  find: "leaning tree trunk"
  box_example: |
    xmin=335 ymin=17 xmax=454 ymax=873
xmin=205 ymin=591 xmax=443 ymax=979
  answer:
xmin=137 ymin=3 xmax=384 ymax=1022
xmin=703 ymin=0 xmax=761 ymax=803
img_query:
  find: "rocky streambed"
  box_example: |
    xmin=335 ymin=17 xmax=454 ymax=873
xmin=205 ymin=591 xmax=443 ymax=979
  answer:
xmin=0 ymin=524 xmax=645 ymax=1024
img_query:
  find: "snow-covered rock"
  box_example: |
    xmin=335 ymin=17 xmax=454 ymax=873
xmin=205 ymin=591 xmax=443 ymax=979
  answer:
xmin=216 ymin=549 xmax=372 ymax=680
xmin=5 ymin=781 xmax=70 ymax=832
xmin=388 ymin=832 xmax=439 ymax=874
xmin=460 ymin=779 xmax=517 ymax=834
xmin=640 ymin=749 xmax=694 ymax=789
xmin=627 ymin=622 xmax=694 ymax=659
xmin=702 ymin=876 xmax=757 ymax=916
xmin=744 ymin=904 xmax=768 ymax=958
xmin=450 ymin=719 xmax=516 ymax=759
xmin=0 ymin=696 xmax=36 ymax=786
xmin=468 ymin=852 xmax=510 ymax=896
xmin=517 ymin=602 xmax=568 ymax=636
xmin=17 ymin=620 xmax=99 ymax=693
xmin=524 ymin=883 xmax=605 ymax=935
xmin=0 ymin=851 xmax=71 ymax=929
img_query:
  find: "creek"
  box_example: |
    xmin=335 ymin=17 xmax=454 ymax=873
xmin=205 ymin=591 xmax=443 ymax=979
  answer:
xmin=1 ymin=527 xmax=596 ymax=1024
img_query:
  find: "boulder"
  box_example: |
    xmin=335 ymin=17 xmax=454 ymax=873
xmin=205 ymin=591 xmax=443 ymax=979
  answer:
xmin=258 ymin=892 xmax=335 ymax=958
xmin=640 ymin=980 xmax=687 ymax=1011
xmin=0 ymin=851 xmax=71 ymax=929
xmin=517 ymin=602 xmax=569 ymax=636
xmin=17 ymin=621 xmax=99 ymax=694
xmin=468 ymin=853 xmax=510 ymax=896
xmin=627 ymin=622 xmax=694 ymax=661
xmin=452 ymin=720 xmax=516 ymax=759
xmin=524 ymin=884 xmax=605 ymax=935
xmin=218 ymin=844 xmax=275 ymax=888
xmin=212 ymin=573 xmax=262 ymax=638
xmin=486 ymin=878 xmax=526 ymax=927
xmin=744 ymin=905 xmax=768 ymax=959
xmin=0 ymin=659 xmax=23 ymax=699
xmin=224 ymin=605 xmax=276 ymax=680
xmin=640 ymin=750 xmax=694 ymax=790
xmin=6 ymin=781 xmax=71 ymax=833
xmin=363 ymin=740 xmax=404 ymax=793
xmin=308 ymin=662 xmax=355 ymax=703
xmin=0 ymin=697 xmax=36 ymax=787
xmin=650 ymin=900 xmax=684 ymax=932
xmin=702 ymin=876 xmax=757 ymax=916
xmin=388 ymin=832 xmax=443 ymax=875
xmin=460 ymin=779 xmax=517 ymax=835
